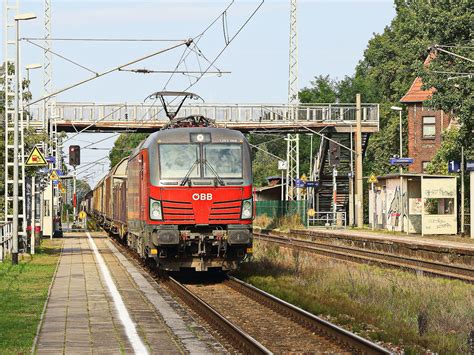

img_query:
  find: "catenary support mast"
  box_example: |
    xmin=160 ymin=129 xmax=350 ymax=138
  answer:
xmin=286 ymin=0 xmax=300 ymax=201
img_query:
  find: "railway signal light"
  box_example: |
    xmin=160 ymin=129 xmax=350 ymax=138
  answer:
xmin=69 ymin=145 xmax=80 ymax=167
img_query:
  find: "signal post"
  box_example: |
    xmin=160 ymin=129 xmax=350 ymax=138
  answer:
xmin=69 ymin=145 xmax=80 ymax=226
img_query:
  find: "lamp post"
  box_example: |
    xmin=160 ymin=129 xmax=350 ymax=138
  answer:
xmin=25 ymin=64 xmax=42 ymax=128
xmin=25 ymin=63 xmax=42 ymax=82
xmin=391 ymin=106 xmax=404 ymax=172
xmin=391 ymin=106 xmax=404 ymax=233
xmin=12 ymin=13 xmax=37 ymax=265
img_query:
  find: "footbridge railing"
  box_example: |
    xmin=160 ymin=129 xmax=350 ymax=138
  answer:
xmin=28 ymin=102 xmax=379 ymax=128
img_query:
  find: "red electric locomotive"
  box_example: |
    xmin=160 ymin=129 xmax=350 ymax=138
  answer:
xmin=125 ymin=125 xmax=253 ymax=271
xmin=88 ymin=92 xmax=254 ymax=271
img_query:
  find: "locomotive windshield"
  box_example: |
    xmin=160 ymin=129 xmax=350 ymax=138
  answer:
xmin=159 ymin=144 xmax=200 ymax=179
xmin=158 ymin=143 xmax=243 ymax=180
xmin=204 ymin=144 xmax=242 ymax=178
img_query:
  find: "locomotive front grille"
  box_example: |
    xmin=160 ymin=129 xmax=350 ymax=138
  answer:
xmin=209 ymin=200 xmax=241 ymax=221
xmin=162 ymin=200 xmax=195 ymax=222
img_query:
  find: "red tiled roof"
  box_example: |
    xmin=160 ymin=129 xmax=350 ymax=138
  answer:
xmin=400 ymin=77 xmax=436 ymax=103
xmin=400 ymin=53 xmax=436 ymax=103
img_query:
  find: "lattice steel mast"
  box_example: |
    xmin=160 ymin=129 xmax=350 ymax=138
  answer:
xmin=3 ymin=0 xmax=27 ymax=238
xmin=42 ymin=0 xmax=60 ymax=237
xmin=286 ymin=0 xmax=300 ymax=201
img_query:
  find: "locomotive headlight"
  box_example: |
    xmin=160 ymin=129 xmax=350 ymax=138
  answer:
xmin=150 ymin=199 xmax=163 ymax=220
xmin=241 ymin=198 xmax=253 ymax=219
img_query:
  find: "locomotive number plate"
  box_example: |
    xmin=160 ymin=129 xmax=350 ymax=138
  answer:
xmin=192 ymin=193 xmax=213 ymax=201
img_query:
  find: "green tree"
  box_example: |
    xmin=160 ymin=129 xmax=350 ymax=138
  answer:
xmin=109 ymin=132 xmax=149 ymax=167
xmin=415 ymin=1 xmax=473 ymax=170
xmin=330 ymin=0 xmax=473 ymax=175
xmin=299 ymin=75 xmax=338 ymax=103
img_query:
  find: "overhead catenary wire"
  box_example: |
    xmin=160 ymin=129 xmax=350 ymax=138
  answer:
xmin=23 ymin=37 xmax=188 ymax=42
xmin=24 ymin=39 xmax=98 ymax=75
xmin=432 ymin=45 xmax=473 ymax=63
xmin=118 ymin=68 xmax=230 ymax=75
xmin=25 ymin=39 xmax=192 ymax=107
xmin=62 ymin=104 xmax=128 ymax=144
xmin=146 ymin=0 xmax=265 ymax=122
xmin=434 ymin=44 xmax=474 ymax=50
xmin=52 ymin=1 xmax=265 ymax=181
xmin=124 ymin=0 xmax=263 ymax=128
xmin=248 ymin=142 xmax=284 ymax=161
xmin=160 ymin=1 xmax=236 ymax=92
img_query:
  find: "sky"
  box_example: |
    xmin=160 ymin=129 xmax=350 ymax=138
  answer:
xmin=2 ymin=0 xmax=396 ymax=187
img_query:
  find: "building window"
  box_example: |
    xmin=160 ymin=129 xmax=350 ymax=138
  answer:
xmin=422 ymin=116 xmax=436 ymax=138
xmin=422 ymin=161 xmax=430 ymax=173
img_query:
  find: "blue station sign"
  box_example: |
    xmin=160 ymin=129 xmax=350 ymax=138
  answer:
xmin=448 ymin=160 xmax=461 ymax=173
xmin=305 ymin=181 xmax=319 ymax=188
xmin=389 ymin=157 xmax=414 ymax=165
xmin=46 ymin=156 xmax=56 ymax=164
xmin=466 ymin=160 xmax=474 ymax=172
xmin=295 ymin=179 xmax=306 ymax=188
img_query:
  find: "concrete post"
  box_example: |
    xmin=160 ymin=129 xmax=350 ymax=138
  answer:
xmin=470 ymin=171 xmax=473 ymax=239
xmin=355 ymin=94 xmax=364 ymax=227
xmin=371 ymin=182 xmax=375 ymax=230
xmin=31 ymin=176 xmax=35 ymax=254
xmin=12 ymin=20 xmax=20 ymax=265
xmin=333 ymin=166 xmax=337 ymax=225
xmin=461 ymin=146 xmax=464 ymax=235
xmin=73 ymin=168 xmax=77 ymax=225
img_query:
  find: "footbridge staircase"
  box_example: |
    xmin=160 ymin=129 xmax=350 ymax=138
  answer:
xmin=311 ymin=130 xmax=370 ymax=222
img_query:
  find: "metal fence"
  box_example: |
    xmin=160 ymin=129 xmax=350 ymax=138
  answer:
xmin=308 ymin=211 xmax=347 ymax=228
xmin=255 ymin=200 xmax=307 ymax=226
xmin=0 ymin=222 xmax=13 ymax=262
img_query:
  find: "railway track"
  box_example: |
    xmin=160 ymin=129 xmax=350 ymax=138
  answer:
xmin=254 ymin=232 xmax=474 ymax=283
xmin=108 ymin=235 xmax=389 ymax=354
xmin=172 ymin=276 xmax=391 ymax=354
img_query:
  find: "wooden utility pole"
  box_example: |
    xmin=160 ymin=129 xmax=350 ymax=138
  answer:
xmin=356 ymin=94 xmax=364 ymax=227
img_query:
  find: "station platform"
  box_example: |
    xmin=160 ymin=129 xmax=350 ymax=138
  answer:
xmin=33 ymin=232 xmax=223 ymax=354
xmin=285 ymin=228 xmax=474 ymax=266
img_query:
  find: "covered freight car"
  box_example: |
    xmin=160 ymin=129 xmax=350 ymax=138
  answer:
xmin=103 ymin=157 xmax=128 ymax=232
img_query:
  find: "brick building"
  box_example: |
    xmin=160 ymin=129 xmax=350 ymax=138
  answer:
xmin=400 ymin=61 xmax=453 ymax=173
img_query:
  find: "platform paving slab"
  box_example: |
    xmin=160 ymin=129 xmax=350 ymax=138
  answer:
xmin=34 ymin=232 xmax=225 ymax=354
xmin=306 ymin=227 xmax=474 ymax=251
xmin=35 ymin=234 xmax=184 ymax=354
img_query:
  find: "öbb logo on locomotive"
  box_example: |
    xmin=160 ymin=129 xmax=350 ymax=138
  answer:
xmin=85 ymin=121 xmax=253 ymax=272
xmin=192 ymin=193 xmax=213 ymax=201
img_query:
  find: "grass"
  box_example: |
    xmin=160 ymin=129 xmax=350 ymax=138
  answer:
xmin=254 ymin=213 xmax=304 ymax=232
xmin=0 ymin=239 xmax=62 ymax=355
xmin=235 ymin=240 xmax=474 ymax=354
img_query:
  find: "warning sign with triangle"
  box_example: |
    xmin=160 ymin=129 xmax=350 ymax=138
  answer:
xmin=26 ymin=146 xmax=48 ymax=166
xmin=368 ymin=174 xmax=378 ymax=184
xmin=50 ymin=170 xmax=60 ymax=181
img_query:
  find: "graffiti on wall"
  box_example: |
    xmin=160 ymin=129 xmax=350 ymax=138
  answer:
xmin=387 ymin=186 xmax=407 ymax=228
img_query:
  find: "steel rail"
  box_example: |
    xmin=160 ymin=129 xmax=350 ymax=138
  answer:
xmin=107 ymin=236 xmax=270 ymax=354
xmin=227 ymin=277 xmax=391 ymax=354
xmin=104 ymin=231 xmax=389 ymax=353
xmin=254 ymin=232 xmax=474 ymax=283
xmin=164 ymin=277 xmax=271 ymax=355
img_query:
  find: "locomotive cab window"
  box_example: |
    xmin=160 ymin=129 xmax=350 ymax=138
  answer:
xmin=204 ymin=144 xmax=242 ymax=178
xmin=159 ymin=144 xmax=200 ymax=179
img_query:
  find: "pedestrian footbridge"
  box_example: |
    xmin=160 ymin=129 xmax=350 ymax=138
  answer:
xmin=28 ymin=102 xmax=379 ymax=133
